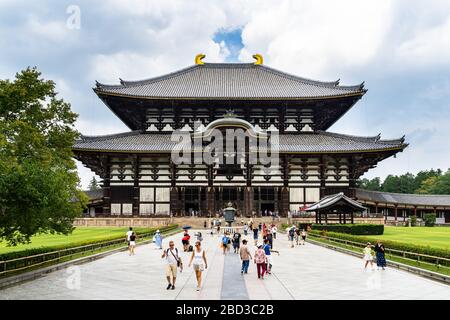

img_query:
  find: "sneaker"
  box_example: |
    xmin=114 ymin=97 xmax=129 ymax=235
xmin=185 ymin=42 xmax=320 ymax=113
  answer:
xmin=241 ymin=270 xmax=244 ymax=274
xmin=166 ymin=284 xmax=172 ymax=290
xmin=196 ymin=287 xmax=200 ymax=291
xmin=171 ymin=285 xmax=175 ymax=290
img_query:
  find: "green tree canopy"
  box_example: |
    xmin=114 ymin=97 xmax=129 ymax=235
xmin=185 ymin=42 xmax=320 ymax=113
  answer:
xmin=416 ymin=169 xmax=450 ymax=194
xmin=0 ymin=67 xmax=87 ymax=245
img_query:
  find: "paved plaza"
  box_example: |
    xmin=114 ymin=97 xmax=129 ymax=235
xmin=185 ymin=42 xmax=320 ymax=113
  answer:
xmin=1 ymin=230 xmax=449 ymax=300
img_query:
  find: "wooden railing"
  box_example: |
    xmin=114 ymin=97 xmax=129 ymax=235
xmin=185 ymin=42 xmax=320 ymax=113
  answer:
xmin=0 ymin=226 xmax=179 ymax=277
xmin=308 ymin=232 xmax=450 ymax=269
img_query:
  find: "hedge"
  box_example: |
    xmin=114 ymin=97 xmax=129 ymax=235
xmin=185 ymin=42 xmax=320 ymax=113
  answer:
xmin=311 ymin=224 xmax=384 ymax=235
xmin=0 ymin=224 xmax=178 ymax=263
xmin=309 ymin=230 xmax=450 ymax=266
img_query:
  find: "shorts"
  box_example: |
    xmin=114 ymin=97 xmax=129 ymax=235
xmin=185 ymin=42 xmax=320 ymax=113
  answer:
xmin=266 ymin=255 xmax=273 ymax=266
xmin=166 ymin=264 xmax=177 ymax=277
xmin=129 ymin=241 xmax=136 ymax=246
xmin=182 ymin=239 xmax=189 ymax=245
xmin=363 ymin=254 xmax=373 ymax=261
xmin=301 ymin=236 xmax=306 ymax=240
xmin=193 ymin=264 xmax=204 ymax=271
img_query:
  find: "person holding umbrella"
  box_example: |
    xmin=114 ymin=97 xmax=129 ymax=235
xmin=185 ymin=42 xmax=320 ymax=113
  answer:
xmin=181 ymin=227 xmax=191 ymax=252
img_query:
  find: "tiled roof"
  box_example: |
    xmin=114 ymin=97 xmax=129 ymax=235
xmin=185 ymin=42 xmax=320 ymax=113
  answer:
xmin=73 ymin=131 xmax=406 ymax=153
xmin=94 ymin=63 xmax=366 ymax=99
xmin=305 ymin=192 xmax=366 ymax=211
xmin=355 ymin=189 xmax=450 ymax=207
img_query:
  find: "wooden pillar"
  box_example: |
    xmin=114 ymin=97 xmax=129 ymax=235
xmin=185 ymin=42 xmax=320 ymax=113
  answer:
xmin=132 ymin=155 xmax=140 ymax=216
xmin=339 ymin=213 xmax=342 ymax=224
xmin=280 ymin=187 xmax=290 ymax=217
xmin=394 ymin=205 xmax=398 ymax=221
xmin=206 ymin=187 xmax=215 ymax=216
xmin=319 ymin=155 xmax=326 ymax=198
xmin=343 ymin=212 xmax=347 ymax=224
xmin=325 ymin=213 xmax=328 ymax=225
xmin=351 ymin=212 xmax=354 ymax=224
xmin=100 ymin=155 xmax=111 ymax=215
xmin=244 ymin=187 xmax=254 ymax=217
xmin=414 ymin=206 xmax=417 ymax=217
xmin=375 ymin=202 xmax=379 ymax=215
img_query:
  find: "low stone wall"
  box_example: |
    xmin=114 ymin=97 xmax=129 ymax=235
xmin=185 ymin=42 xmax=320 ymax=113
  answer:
xmin=73 ymin=218 xmax=171 ymax=228
xmin=73 ymin=217 xmax=384 ymax=228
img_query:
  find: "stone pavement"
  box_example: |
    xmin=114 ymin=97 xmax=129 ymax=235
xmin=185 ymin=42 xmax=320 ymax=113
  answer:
xmin=1 ymin=230 xmax=449 ymax=300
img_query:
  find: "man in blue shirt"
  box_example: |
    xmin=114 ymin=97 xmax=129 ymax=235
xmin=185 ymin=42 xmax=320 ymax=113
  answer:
xmin=263 ymin=239 xmax=279 ymax=274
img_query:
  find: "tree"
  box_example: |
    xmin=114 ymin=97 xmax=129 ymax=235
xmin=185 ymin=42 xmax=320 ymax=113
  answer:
xmin=0 ymin=67 xmax=87 ymax=245
xmin=381 ymin=173 xmax=416 ymax=193
xmin=88 ymin=176 xmax=100 ymax=191
xmin=357 ymin=177 xmax=381 ymax=191
xmin=417 ymin=169 xmax=450 ymax=195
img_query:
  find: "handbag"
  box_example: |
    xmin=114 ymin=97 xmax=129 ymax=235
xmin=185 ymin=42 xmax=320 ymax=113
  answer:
xmin=169 ymin=248 xmax=181 ymax=267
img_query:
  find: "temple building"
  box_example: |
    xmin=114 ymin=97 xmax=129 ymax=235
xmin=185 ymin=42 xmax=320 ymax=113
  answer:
xmin=74 ymin=54 xmax=407 ymax=217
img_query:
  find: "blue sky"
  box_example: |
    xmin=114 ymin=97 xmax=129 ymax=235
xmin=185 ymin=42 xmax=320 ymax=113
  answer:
xmin=1 ymin=0 xmax=450 ymax=189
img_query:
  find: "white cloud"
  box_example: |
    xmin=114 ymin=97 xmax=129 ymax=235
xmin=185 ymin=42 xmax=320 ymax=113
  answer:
xmin=239 ymin=0 xmax=393 ymax=79
xmin=26 ymin=15 xmax=70 ymax=42
xmin=395 ymin=16 xmax=450 ymax=68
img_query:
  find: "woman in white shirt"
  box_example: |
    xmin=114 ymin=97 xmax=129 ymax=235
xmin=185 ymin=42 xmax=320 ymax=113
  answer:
xmin=188 ymin=241 xmax=208 ymax=291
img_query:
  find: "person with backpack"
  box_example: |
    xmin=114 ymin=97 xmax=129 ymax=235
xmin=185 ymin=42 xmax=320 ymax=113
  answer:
xmin=232 ymin=231 xmax=242 ymax=253
xmin=252 ymin=226 xmax=259 ymax=246
xmin=288 ymin=226 xmax=296 ymax=248
xmin=161 ymin=240 xmax=182 ymax=290
xmin=128 ymin=232 xmax=137 ymax=256
xmin=254 ymin=245 xmax=268 ymax=279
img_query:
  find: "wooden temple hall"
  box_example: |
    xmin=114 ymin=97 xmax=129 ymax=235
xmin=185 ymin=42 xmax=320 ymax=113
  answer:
xmin=73 ymin=54 xmax=407 ymax=217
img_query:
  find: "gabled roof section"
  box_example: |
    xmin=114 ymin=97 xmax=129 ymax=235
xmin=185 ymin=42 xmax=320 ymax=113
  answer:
xmin=305 ymin=192 xmax=366 ymax=212
xmin=94 ymin=63 xmax=366 ymax=100
xmin=72 ymin=130 xmax=407 ymax=153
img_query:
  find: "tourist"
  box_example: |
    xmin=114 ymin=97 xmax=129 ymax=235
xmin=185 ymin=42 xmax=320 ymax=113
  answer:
xmin=126 ymin=227 xmax=133 ymax=246
xmin=254 ymin=245 xmax=268 ymax=279
xmin=262 ymin=223 xmax=268 ymax=238
xmin=162 ymin=240 xmax=182 ymax=290
xmin=263 ymin=239 xmax=279 ymax=274
xmin=188 ymin=241 xmax=208 ymax=291
xmin=182 ymin=230 xmax=191 ymax=252
xmin=271 ymin=224 xmax=277 ymax=239
xmin=232 ymin=231 xmax=242 ymax=253
xmin=221 ymin=232 xmax=231 ymax=255
xmin=195 ymin=231 xmax=203 ymax=242
xmin=295 ymin=227 xmax=301 ymax=245
xmin=204 ymin=220 xmax=207 ymax=229
xmin=258 ymin=222 xmax=262 ymax=232
xmin=374 ymin=240 xmax=386 ymax=270
xmin=363 ymin=242 xmax=375 ymax=269
xmin=288 ymin=226 xmax=295 ymax=248
xmin=239 ymin=239 xmax=252 ymax=274
xmin=300 ymin=229 xmax=307 ymax=245
xmin=154 ymin=229 xmax=163 ymax=249
xmin=266 ymin=231 xmax=274 ymax=249
xmin=243 ymin=223 xmax=249 ymax=236
xmin=252 ymin=225 xmax=259 ymax=246
xmin=128 ymin=232 xmax=137 ymax=255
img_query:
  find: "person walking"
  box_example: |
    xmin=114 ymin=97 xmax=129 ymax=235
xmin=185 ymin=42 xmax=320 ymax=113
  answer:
xmin=363 ymin=242 xmax=375 ymax=269
xmin=266 ymin=231 xmax=274 ymax=249
xmin=254 ymin=245 xmax=267 ymax=279
xmin=300 ymin=229 xmax=307 ymax=245
xmin=258 ymin=222 xmax=262 ymax=232
xmin=154 ymin=230 xmax=163 ymax=249
xmin=221 ymin=232 xmax=231 ymax=255
xmin=239 ymin=239 xmax=252 ymax=274
xmin=125 ymin=227 xmax=133 ymax=246
xmin=232 ymin=231 xmax=242 ymax=253
xmin=295 ymin=227 xmax=301 ymax=245
xmin=161 ymin=240 xmax=182 ymax=290
xmin=188 ymin=241 xmax=208 ymax=291
xmin=128 ymin=232 xmax=137 ymax=255
xmin=271 ymin=224 xmax=277 ymax=239
xmin=288 ymin=226 xmax=296 ymax=248
xmin=263 ymin=239 xmax=279 ymax=274
xmin=262 ymin=223 xmax=268 ymax=238
xmin=182 ymin=230 xmax=191 ymax=252
xmin=374 ymin=240 xmax=386 ymax=270
xmin=243 ymin=223 xmax=249 ymax=236
xmin=252 ymin=226 xmax=259 ymax=246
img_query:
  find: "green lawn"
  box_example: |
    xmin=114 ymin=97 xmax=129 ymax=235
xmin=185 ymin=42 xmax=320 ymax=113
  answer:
xmin=0 ymin=227 xmax=152 ymax=255
xmin=363 ymin=226 xmax=450 ymax=251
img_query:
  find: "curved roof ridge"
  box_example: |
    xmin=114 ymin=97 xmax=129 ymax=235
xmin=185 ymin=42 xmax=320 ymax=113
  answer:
xmin=319 ymin=131 xmax=381 ymax=142
xmin=79 ymin=130 xmax=141 ymax=142
xmin=260 ymin=65 xmax=346 ymax=89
